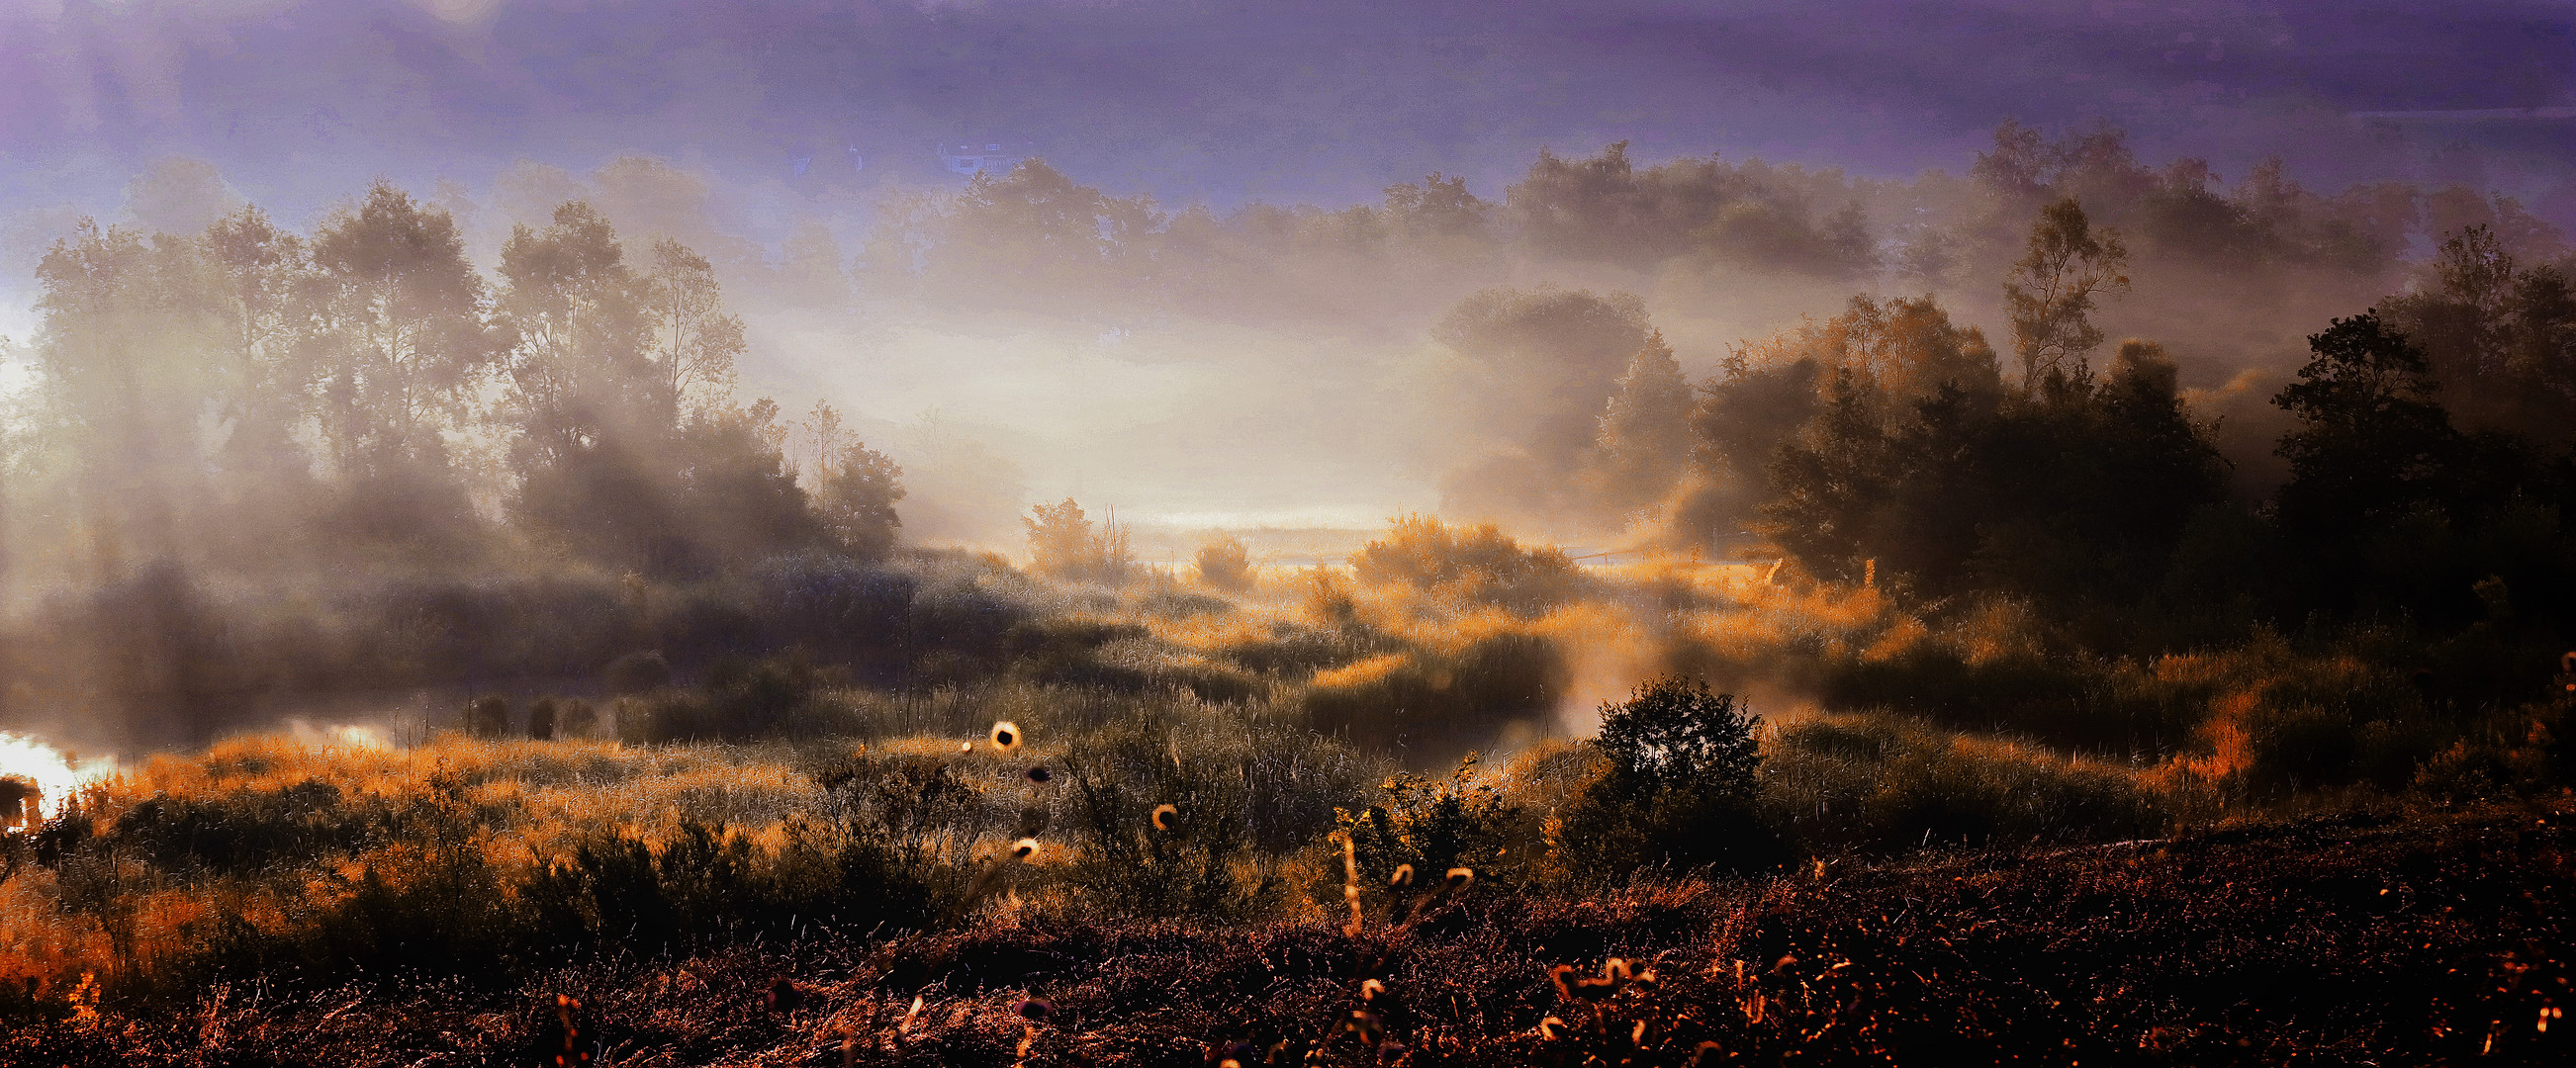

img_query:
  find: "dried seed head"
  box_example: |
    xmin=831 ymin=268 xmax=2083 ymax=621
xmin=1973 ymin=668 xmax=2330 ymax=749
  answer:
xmin=1539 ymin=1017 xmax=1567 ymax=1041
xmin=1011 ymin=997 xmax=1053 ymax=1023
xmin=1023 ymin=765 xmax=1053 ymax=784
xmin=1012 ymin=838 xmax=1042 ymax=861
xmin=960 ymin=742 xmax=973 ymax=754
xmin=1359 ymin=979 xmax=1387 ymax=1003
xmin=991 ymin=721 xmax=1021 ymax=752
xmin=900 ymin=995 xmax=925 ymax=1031
xmin=1150 ymin=803 xmax=1179 ymax=832
xmin=1443 ymin=867 xmax=1474 ymax=890
xmin=1388 ymin=864 xmax=1414 ymax=889
xmin=1548 ymin=964 xmax=1575 ymax=1001
xmin=1604 ymin=957 xmax=1632 ymax=983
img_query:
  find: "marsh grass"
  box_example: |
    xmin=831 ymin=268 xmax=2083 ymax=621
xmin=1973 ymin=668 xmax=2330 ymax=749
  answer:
xmin=3 ymin=519 xmax=2567 ymax=1044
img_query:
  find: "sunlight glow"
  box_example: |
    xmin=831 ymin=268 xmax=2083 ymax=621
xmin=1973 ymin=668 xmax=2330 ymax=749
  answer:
xmin=0 ymin=731 xmax=117 ymax=820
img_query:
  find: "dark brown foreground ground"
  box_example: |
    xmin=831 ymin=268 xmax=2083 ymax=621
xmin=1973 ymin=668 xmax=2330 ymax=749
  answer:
xmin=10 ymin=800 xmax=2571 ymax=1067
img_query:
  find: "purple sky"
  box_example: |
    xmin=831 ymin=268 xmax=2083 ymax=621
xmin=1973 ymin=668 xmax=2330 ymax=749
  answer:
xmin=3 ymin=0 xmax=2571 ymax=222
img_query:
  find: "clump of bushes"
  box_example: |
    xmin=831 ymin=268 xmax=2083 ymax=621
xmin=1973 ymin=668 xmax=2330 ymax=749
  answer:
xmin=1025 ymin=497 xmax=1133 ymax=584
xmin=1058 ymin=717 xmax=1266 ymax=919
xmin=1350 ymin=514 xmax=1585 ymax=610
xmin=1334 ymin=753 xmax=1536 ymax=904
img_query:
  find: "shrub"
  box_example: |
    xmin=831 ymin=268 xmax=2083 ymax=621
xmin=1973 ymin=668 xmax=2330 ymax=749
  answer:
xmin=1559 ymin=677 xmax=1786 ymax=878
xmin=1192 ymin=536 xmax=1254 ymax=591
xmin=1335 ymin=753 xmax=1532 ymax=902
xmin=554 ymin=698 xmax=599 ymax=739
xmin=622 ymin=650 xmax=852 ymax=742
xmin=1060 ymin=717 xmax=1265 ymax=919
xmin=521 ymin=818 xmax=934 ymax=958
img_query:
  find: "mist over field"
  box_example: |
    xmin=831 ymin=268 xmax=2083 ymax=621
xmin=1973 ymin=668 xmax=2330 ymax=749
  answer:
xmin=1 ymin=3 xmax=2573 ymax=1065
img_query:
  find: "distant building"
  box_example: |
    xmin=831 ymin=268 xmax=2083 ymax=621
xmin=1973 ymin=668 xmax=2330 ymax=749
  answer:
xmin=939 ymin=141 xmax=1025 ymax=177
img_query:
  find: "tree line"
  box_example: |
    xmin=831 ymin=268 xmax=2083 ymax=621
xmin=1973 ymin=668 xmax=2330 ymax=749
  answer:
xmin=8 ymin=183 xmax=905 ymax=586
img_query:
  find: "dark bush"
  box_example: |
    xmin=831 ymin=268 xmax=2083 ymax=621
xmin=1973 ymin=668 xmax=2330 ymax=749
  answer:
xmin=1560 ymin=677 xmax=1786 ymax=878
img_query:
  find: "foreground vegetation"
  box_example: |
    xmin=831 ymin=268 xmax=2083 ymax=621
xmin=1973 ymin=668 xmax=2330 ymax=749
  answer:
xmin=7 ymin=792 xmax=2567 ymax=1066
xmin=3 ymin=531 xmax=2571 ymax=1063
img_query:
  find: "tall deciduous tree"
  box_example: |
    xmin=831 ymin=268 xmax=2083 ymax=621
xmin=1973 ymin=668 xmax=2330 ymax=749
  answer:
xmin=641 ymin=238 xmax=743 ymax=418
xmin=32 ymin=221 xmax=227 ymax=565
xmin=499 ymin=202 xmax=657 ymax=470
xmin=812 ymin=443 xmax=905 ymax=560
xmin=308 ymin=181 xmax=498 ymax=489
xmin=2003 ymin=198 xmax=2129 ymax=392
xmin=2383 ymin=225 xmax=2576 ymax=444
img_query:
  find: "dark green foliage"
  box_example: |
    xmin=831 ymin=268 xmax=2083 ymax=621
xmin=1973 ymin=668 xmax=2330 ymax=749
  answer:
xmin=2271 ymin=311 xmax=2576 ymax=630
xmin=1762 ymin=342 xmax=2229 ymax=645
xmin=1593 ymin=677 xmax=1761 ymax=797
xmin=2273 ymin=312 xmax=2461 ymax=541
xmin=1760 ymin=368 xmax=1896 ymax=581
xmin=1561 ymin=677 xmax=1784 ymax=878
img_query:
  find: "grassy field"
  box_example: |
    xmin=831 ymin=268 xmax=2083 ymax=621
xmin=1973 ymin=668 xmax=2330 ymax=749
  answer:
xmin=2 ymin=530 xmax=2570 ymax=1065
